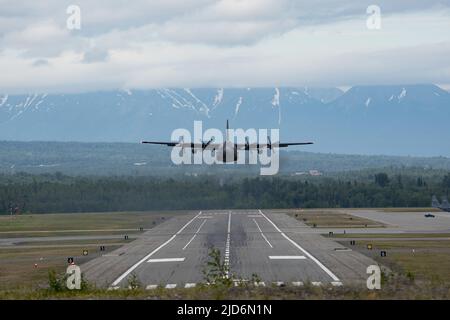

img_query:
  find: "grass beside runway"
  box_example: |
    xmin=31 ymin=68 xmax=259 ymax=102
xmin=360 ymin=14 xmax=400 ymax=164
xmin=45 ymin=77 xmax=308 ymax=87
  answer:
xmin=0 ymin=210 xmax=191 ymax=290
xmin=330 ymin=233 xmax=450 ymax=238
xmin=1 ymin=279 xmax=449 ymax=300
xmin=0 ymin=210 xmax=191 ymax=233
xmin=5 ymin=237 xmax=133 ymax=247
xmin=0 ymin=245 xmax=123 ymax=290
xmin=288 ymin=209 xmax=384 ymax=228
xmin=338 ymin=238 xmax=450 ymax=285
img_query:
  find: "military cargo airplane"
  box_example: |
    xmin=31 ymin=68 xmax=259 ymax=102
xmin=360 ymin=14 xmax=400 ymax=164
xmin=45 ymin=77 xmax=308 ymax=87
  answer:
xmin=141 ymin=120 xmax=313 ymax=163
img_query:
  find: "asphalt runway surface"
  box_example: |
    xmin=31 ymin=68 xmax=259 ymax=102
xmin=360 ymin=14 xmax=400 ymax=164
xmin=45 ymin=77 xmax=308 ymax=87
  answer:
xmin=82 ymin=210 xmax=376 ymax=289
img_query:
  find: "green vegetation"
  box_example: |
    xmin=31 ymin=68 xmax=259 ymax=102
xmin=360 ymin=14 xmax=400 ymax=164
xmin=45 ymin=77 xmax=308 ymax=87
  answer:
xmin=0 ymin=211 xmax=185 ymax=232
xmin=2 ymin=141 xmax=450 ymax=176
xmin=0 ymin=211 xmax=178 ymax=290
xmin=1 ymin=258 xmax=449 ymax=300
xmin=1 ymin=282 xmax=449 ymax=300
xmin=290 ymin=210 xmax=384 ymax=228
xmin=339 ymin=238 xmax=450 ymax=285
xmin=203 ymin=248 xmax=234 ymax=287
xmin=1 ymin=168 xmax=449 ymax=213
xmin=0 ymin=246 xmax=123 ymax=290
xmin=127 ymin=273 xmax=142 ymax=290
xmin=331 ymin=233 xmax=450 ymax=238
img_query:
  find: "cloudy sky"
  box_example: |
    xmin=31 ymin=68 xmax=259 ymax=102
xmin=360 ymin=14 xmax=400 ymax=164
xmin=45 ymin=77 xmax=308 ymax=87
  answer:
xmin=0 ymin=0 xmax=449 ymax=93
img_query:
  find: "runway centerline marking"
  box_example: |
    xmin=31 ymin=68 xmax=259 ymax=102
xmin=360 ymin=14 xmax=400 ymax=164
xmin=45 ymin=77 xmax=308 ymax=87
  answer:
xmin=110 ymin=211 xmax=202 ymax=287
xmin=258 ymin=210 xmax=341 ymax=283
xmin=182 ymin=219 xmax=207 ymax=250
xmin=253 ymin=218 xmax=273 ymax=248
xmin=147 ymin=258 xmax=185 ymax=263
xmin=224 ymin=212 xmax=231 ymax=278
xmin=269 ymin=256 xmax=306 ymax=260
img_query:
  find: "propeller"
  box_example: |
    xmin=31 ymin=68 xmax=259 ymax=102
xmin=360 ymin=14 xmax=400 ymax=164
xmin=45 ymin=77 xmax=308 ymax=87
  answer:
xmin=202 ymin=137 xmax=214 ymax=150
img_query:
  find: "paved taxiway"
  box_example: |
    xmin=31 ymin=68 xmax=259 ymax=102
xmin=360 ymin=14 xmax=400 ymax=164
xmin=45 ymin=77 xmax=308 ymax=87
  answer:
xmin=346 ymin=210 xmax=450 ymax=233
xmin=82 ymin=210 xmax=376 ymax=289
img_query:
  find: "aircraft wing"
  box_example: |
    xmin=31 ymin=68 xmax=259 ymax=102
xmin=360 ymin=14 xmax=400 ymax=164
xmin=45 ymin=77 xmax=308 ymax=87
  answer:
xmin=236 ymin=142 xmax=313 ymax=149
xmin=141 ymin=141 xmax=178 ymax=146
xmin=278 ymin=142 xmax=314 ymax=147
xmin=141 ymin=141 xmax=221 ymax=149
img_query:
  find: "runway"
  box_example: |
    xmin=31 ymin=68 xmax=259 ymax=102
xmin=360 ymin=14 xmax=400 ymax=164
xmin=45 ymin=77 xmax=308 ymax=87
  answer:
xmin=82 ymin=210 xmax=376 ymax=289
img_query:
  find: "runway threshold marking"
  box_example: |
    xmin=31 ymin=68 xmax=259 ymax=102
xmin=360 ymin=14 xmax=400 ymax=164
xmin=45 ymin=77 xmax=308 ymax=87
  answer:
xmin=253 ymin=218 xmax=273 ymax=248
xmin=147 ymin=258 xmax=185 ymax=263
xmin=258 ymin=210 xmax=341 ymax=283
xmin=182 ymin=219 xmax=207 ymax=250
xmin=110 ymin=211 xmax=202 ymax=287
xmin=269 ymin=255 xmax=306 ymax=260
xmin=146 ymin=285 xmax=158 ymax=290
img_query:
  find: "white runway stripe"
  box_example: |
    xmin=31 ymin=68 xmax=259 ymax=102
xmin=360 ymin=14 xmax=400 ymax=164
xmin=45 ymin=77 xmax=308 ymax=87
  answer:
xmin=110 ymin=211 xmax=202 ymax=287
xmin=259 ymin=210 xmax=341 ymax=283
xmin=269 ymin=255 xmax=306 ymax=260
xmin=147 ymin=258 xmax=185 ymax=263
xmin=108 ymin=286 xmax=120 ymax=290
xmin=146 ymin=284 xmax=158 ymax=290
xmin=183 ymin=219 xmax=207 ymax=250
xmin=253 ymin=218 xmax=273 ymax=248
xmin=142 ymin=281 xmax=318 ymax=290
xmin=332 ymin=281 xmax=343 ymax=286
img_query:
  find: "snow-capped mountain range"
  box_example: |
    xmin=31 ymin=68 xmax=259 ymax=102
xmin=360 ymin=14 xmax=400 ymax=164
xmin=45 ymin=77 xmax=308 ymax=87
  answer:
xmin=0 ymin=84 xmax=449 ymax=156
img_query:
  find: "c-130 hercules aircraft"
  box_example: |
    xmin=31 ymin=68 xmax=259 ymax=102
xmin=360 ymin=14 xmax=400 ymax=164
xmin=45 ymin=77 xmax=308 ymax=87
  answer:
xmin=141 ymin=120 xmax=313 ymax=163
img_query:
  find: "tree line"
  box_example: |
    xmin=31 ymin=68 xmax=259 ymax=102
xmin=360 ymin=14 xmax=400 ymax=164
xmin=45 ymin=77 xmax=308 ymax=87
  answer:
xmin=1 ymin=171 xmax=449 ymax=214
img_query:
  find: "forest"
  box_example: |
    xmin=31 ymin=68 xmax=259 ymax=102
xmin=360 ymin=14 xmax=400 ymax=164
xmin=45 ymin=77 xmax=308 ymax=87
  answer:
xmin=1 ymin=169 xmax=449 ymax=214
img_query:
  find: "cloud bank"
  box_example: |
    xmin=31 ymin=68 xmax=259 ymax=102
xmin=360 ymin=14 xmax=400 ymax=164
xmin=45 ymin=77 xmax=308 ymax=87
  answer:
xmin=0 ymin=0 xmax=449 ymax=93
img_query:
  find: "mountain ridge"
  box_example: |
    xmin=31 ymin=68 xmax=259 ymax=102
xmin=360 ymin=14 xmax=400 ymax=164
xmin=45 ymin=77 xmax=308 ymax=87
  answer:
xmin=1 ymin=84 xmax=449 ymax=156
